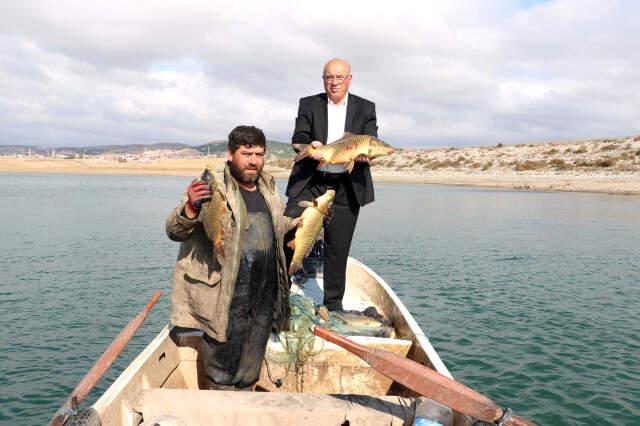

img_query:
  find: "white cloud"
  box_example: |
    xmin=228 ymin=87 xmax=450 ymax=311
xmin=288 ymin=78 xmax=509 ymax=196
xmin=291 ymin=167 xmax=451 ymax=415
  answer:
xmin=0 ymin=0 xmax=638 ymax=148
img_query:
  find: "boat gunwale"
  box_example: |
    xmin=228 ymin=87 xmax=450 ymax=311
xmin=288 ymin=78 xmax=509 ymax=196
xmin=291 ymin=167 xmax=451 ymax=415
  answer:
xmin=347 ymin=257 xmax=453 ymax=379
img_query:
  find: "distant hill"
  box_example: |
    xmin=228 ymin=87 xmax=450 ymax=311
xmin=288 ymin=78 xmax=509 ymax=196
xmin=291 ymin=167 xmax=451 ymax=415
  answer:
xmin=79 ymin=143 xmax=192 ymax=155
xmin=194 ymin=140 xmax=294 ymax=158
xmin=0 ymin=145 xmax=41 ymax=155
xmin=0 ymin=140 xmax=294 ymax=157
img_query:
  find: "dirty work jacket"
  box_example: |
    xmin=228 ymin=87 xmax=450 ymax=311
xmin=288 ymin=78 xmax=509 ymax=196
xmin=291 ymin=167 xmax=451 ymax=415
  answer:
xmin=166 ymin=165 xmax=294 ymax=342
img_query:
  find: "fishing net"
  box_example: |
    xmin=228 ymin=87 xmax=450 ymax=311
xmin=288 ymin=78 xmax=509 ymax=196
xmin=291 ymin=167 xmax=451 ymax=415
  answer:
xmin=265 ymin=294 xmax=395 ymax=391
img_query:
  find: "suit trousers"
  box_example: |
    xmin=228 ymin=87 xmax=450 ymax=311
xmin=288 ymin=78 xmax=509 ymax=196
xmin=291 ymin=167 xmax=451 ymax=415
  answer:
xmin=285 ymin=171 xmax=360 ymax=310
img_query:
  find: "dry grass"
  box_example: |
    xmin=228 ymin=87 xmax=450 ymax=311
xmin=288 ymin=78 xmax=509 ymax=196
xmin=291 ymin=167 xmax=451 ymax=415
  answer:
xmin=269 ymin=158 xmax=294 ymax=169
xmin=425 ymin=159 xmax=456 ymax=170
xmin=574 ymin=159 xmax=593 ymax=167
xmin=514 ymin=160 xmax=546 ymax=171
xmin=596 ymin=157 xmax=618 ymax=167
xmin=549 ymin=158 xmax=572 ymax=170
xmin=600 ymin=144 xmax=618 ymax=151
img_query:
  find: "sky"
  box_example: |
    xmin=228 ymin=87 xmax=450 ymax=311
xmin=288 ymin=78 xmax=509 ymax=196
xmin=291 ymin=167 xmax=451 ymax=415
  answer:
xmin=0 ymin=0 xmax=639 ymax=148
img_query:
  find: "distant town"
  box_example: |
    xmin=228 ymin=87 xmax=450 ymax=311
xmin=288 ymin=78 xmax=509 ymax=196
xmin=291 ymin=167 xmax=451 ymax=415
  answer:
xmin=0 ymin=140 xmax=295 ymax=161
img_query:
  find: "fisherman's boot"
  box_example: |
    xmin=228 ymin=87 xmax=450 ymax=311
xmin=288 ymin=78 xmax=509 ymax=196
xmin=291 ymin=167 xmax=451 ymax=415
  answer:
xmin=235 ymin=384 xmax=255 ymax=392
xmin=205 ymin=377 xmax=237 ymax=391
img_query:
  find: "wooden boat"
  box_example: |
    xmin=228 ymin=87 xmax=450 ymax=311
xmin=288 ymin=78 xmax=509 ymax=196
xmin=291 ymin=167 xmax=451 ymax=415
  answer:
xmin=79 ymin=257 xmax=474 ymax=425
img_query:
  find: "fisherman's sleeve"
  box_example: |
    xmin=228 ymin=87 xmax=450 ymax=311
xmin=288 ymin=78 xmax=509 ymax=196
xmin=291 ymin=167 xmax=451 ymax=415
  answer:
xmin=275 ymin=196 xmax=297 ymax=234
xmin=281 ymin=215 xmax=297 ymax=234
xmin=291 ymin=98 xmax=313 ymax=152
xmin=363 ymin=102 xmax=378 ymax=138
xmin=165 ymin=193 xmax=200 ymax=242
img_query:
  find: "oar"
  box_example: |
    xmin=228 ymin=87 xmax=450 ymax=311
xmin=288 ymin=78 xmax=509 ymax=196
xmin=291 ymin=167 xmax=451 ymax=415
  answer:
xmin=49 ymin=290 xmax=162 ymax=426
xmin=312 ymin=325 xmax=535 ymax=426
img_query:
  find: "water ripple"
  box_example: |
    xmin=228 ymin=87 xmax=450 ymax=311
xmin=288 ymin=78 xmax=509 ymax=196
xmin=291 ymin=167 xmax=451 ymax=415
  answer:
xmin=1 ymin=176 xmax=639 ymax=425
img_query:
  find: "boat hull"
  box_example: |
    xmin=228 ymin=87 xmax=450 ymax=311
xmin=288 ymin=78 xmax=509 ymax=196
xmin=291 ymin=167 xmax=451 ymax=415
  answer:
xmin=90 ymin=257 xmax=470 ymax=425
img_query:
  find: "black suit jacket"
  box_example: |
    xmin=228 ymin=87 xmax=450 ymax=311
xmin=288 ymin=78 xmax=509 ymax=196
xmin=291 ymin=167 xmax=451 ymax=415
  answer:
xmin=285 ymin=92 xmax=378 ymax=207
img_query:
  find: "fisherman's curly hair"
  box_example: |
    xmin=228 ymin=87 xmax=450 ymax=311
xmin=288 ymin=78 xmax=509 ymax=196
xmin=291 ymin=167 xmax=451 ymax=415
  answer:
xmin=228 ymin=125 xmax=266 ymax=153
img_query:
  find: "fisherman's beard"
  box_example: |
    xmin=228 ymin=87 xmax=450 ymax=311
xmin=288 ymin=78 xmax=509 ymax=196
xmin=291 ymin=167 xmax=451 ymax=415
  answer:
xmin=229 ymin=161 xmax=262 ymax=185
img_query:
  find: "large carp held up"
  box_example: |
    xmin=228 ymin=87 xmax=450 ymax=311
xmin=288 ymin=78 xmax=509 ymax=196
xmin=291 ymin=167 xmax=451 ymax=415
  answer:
xmin=199 ymin=165 xmax=227 ymax=263
xmin=287 ymin=189 xmax=335 ymax=276
xmin=293 ymin=132 xmax=395 ymax=173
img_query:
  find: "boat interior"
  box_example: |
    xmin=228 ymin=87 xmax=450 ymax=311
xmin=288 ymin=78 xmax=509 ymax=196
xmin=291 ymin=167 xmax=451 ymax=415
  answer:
xmin=92 ymin=258 xmax=469 ymax=425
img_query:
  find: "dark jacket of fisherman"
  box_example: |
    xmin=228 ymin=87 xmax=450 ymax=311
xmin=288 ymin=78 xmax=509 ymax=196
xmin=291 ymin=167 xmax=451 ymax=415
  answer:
xmin=166 ymin=164 xmax=293 ymax=342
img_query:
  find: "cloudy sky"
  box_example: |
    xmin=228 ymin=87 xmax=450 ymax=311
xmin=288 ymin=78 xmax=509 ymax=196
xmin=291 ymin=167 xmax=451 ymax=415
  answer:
xmin=1 ymin=0 xmax=638 ymax=148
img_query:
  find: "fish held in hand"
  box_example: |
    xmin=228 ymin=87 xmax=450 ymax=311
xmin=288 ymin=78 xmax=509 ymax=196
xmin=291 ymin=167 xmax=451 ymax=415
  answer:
xmin=287 ymin=189 xmax=336 ymax=276
xmin=199 ymin=165 xmax=227 ymax=263
xmin=294 ymin=132 xmax=395 ymax=173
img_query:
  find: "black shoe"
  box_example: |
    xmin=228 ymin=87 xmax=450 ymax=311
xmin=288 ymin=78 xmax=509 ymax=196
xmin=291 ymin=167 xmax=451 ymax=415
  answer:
xmin=206 ymin=378 xmax=237 ymax=391
xmin=290 ymin=270 xmax=307 ymax=287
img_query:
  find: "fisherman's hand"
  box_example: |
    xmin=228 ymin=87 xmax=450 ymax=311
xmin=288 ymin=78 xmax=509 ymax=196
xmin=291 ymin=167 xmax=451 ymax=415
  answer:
xmin=354 ymin=154 xmax=370 ymax=164
xmin=309 ymin=141 xmax=324 ymax=161
xmin=185 ymin=180 xmax=212 ymax=219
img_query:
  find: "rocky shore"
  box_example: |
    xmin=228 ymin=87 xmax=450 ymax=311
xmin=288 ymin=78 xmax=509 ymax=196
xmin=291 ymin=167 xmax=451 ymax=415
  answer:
xmin=271 ymin=135 xmax=640 ymax=195
xmin=2 ymin=135 xmax=639 ymax=195
xmin=382 ymin=135 xmax=640 ymax=194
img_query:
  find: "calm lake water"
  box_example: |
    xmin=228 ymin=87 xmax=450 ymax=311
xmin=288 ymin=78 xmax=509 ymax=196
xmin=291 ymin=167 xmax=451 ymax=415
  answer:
xmin=0 ymin=173 xmax=638 ymax=425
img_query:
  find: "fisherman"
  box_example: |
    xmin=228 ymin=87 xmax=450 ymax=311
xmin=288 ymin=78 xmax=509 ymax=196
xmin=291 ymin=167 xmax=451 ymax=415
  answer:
xmin=166 ymin=125 xmax=295 ymax=390
xmin=284 ymin=58 xmax=379 ymax=312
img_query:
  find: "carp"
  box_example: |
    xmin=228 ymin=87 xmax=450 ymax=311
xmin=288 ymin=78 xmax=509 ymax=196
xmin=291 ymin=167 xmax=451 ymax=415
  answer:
xmin=294 ymin=132 xmax=395 ymax=173
xmin=287 ymin=189 xmax=336 ymax=276
xmin=330 ymin=308 xmax=395 ymax=338
xmin=199 ymin=165 xmax=227 ymax=263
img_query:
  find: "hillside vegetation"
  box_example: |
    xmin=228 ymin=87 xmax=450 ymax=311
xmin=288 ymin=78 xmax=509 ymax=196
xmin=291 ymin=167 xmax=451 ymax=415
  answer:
xmin=266 ymin=135 xmax=640 ymax=175
xmin=374 ymin=135 xmax=640 ymax=174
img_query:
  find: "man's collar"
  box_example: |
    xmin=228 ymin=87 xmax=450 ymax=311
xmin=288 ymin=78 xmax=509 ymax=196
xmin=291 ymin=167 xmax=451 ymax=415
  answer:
xmin=327 ymin=92 xmax=349 ymax=107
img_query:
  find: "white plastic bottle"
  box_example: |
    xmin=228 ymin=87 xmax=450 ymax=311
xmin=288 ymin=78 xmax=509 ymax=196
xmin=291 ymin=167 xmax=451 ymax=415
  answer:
xmin=413 ymin=397 xmax=454 ymax=426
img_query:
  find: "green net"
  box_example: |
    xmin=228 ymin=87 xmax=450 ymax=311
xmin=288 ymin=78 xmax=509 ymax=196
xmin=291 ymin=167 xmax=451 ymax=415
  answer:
xmin=265 ymin=294 xmax=395 ymax=391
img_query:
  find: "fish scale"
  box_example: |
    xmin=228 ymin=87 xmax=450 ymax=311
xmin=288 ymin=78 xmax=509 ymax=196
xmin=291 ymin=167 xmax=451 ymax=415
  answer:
xmin=294 ymin=132 xmax=395 ymax=173
xmin=200 ymin=165 xmax=227 ymax=263
xmin=289 ymin=189 xmax=335 ymax=275
xmin=327 ymin=135 xmax=372 ymax=163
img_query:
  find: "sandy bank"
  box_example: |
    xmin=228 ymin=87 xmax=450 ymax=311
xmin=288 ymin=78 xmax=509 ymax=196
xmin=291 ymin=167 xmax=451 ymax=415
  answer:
xmin=0 ymin=158 xmax=228 ymax=176
xmin=2 ymin=157 xmax=638 ymax=196
xmin=371 ymin=171 xmax=640 ymax=195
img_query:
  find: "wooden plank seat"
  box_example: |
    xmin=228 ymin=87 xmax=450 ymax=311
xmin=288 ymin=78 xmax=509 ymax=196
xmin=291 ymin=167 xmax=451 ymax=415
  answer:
xmin=133 ymin=388 xmax=416 ymax=426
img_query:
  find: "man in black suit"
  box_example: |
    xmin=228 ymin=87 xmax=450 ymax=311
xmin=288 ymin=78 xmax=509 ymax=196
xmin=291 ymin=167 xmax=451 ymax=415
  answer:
xmin=284 ymin=58 xmax=378 ymax=311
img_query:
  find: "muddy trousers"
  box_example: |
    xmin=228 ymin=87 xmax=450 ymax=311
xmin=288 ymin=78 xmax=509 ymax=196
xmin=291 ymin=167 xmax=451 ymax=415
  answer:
xmin=201 ymin=275 xmax=277 ymax=389
xmin=202 ymin=211 xmax=277 ymax=389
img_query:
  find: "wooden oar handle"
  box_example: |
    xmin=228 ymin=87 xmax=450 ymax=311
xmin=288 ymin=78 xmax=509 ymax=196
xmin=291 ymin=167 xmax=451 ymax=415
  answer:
xmin=49 ymin=290 xmax=163 ymax=426
xmin=311 ymin=325 xmax=536 ymax=426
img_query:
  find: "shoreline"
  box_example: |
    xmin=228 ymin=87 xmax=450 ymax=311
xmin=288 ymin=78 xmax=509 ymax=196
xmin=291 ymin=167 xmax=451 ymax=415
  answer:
xmin=369 ymin=171 xmax=640 ymax=196
xmin=1 ymin=157 xmax=639 ymax=196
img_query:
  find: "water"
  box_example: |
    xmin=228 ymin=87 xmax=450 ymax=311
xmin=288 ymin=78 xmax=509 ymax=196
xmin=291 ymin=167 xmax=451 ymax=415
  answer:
xmin=0 ymin=173 xmax=638 ymax=425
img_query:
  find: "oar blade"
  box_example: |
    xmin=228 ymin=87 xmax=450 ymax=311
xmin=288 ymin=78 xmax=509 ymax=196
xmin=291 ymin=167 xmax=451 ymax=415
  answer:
xmin=49 ymin=290 xmax=162 ymax=426
xmin=312 ymin=325 xmax=536 ymax=426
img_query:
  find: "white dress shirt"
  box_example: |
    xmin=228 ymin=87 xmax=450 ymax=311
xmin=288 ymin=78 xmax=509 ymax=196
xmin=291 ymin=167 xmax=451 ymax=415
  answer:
xmin=317 ymin=93 xmax=348 ymax=173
